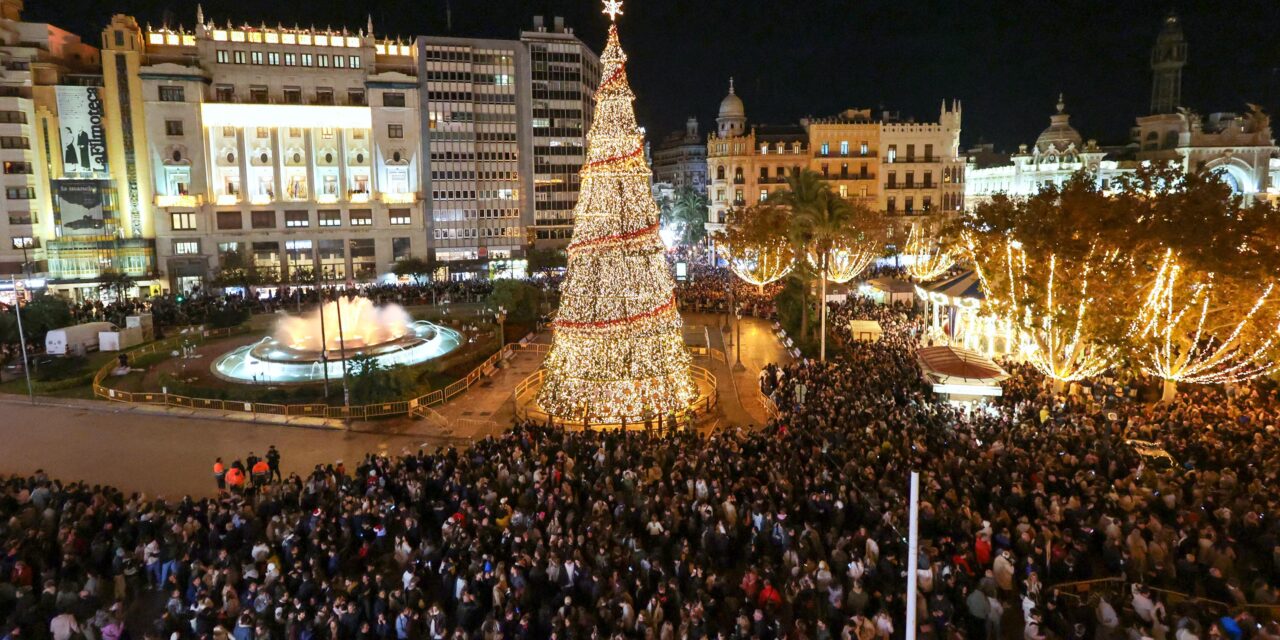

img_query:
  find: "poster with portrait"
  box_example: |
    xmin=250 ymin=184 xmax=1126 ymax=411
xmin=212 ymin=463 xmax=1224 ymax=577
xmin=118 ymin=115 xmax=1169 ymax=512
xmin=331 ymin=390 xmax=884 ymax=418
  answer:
xmin=55 ymin=179 xmax=108 ymax=237
xmin=55 ymin=86 xmax=108 ymax=175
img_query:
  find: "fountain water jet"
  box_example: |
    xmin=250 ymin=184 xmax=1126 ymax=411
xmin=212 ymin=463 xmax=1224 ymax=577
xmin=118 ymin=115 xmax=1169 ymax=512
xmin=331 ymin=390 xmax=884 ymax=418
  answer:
xmin=212 ymin=298 xmax=463 ymax=385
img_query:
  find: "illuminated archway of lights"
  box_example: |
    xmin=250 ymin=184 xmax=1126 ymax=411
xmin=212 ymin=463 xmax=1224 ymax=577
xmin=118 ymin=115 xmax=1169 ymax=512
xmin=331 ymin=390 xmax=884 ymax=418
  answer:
xmin=970 ymin=236 xmax=1117 ymax=383
xmin=806 ymin=243 xmax=877 ymax=284
xmin=1129 ymin=249 xmax=1280 ymax=385
xmin=906 ymin=223 xmax=955 ymax=282
xmin=534 ymin=14 xmax=697 ymax=423
xmin=720 ymin=241 xmax=794 ymax=291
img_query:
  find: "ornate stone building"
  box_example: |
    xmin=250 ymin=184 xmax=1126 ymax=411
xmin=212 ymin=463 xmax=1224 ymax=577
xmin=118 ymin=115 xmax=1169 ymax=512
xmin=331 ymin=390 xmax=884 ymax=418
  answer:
xmin=967 ymin=13 xmax=1279 ymax=208
xmin=706 ymin=78 xmax=963 ymax=237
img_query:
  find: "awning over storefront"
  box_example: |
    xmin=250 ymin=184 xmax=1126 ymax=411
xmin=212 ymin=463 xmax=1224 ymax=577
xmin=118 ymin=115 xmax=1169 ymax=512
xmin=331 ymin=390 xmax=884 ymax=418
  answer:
xmin=917 ymin=345 xmax=1008 ymax=397
xmin=918 ymin=270 xmax=984 ymax=305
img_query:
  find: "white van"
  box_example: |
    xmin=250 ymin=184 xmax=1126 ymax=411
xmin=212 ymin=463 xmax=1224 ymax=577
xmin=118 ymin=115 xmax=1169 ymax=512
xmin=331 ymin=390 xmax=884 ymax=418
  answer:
xmin=45 ymin=322 xmax=119 ymax=356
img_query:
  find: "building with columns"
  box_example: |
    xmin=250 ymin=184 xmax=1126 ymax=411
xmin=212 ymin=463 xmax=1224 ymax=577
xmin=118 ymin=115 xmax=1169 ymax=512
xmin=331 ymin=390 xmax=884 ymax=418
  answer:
xmin=967 ymin=13 xmax=1279 ymax=208
xmin=705 ymin=78 xmax=963 ymax=237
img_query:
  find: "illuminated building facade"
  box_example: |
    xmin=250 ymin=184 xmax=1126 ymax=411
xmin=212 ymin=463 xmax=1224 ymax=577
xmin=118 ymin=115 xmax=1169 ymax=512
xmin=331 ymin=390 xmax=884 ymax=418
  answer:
xmin=419 ymin=36 xmax=523 ymax=269
xmin=130 ymin=10 xmax=422 ymax=292
xmin=522 ymin=17 xmax=600 ymax=246
xmin=0 ymin=0 xmax=115 ymax=293
xmin=706 ymin=78 xmax=963 ymax=237
xmin=967 ymin=14 xmax=1279 ymax=208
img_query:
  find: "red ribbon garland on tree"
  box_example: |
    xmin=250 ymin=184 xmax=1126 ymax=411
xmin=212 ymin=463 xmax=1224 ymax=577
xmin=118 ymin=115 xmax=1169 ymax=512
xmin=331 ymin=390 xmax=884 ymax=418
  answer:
xmin=586 ymin=145 xmax=643 ymax=169
xmin=553 ymin=295 xmax=676 ymax=330
xmin=567 ymin=222 xmax=659 ymax=253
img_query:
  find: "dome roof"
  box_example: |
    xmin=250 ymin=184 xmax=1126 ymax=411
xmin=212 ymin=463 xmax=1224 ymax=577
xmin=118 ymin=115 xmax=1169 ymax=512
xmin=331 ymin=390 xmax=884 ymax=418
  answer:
xmin=718 ymin=78 xmax=745 ymax=120
xmin=1035 ymin=94 xmax=1082 ymax=154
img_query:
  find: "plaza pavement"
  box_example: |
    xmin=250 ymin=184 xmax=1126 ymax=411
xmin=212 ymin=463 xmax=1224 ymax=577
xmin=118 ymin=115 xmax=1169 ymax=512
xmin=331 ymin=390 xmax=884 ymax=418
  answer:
xmin=0 ymin=312 xmax=791 ymax=495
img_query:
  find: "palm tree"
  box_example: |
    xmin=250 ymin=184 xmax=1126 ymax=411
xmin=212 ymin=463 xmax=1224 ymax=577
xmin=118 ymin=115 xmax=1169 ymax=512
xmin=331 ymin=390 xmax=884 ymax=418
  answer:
xmin=772 ymin=170 xmax=883 ymax=361
xmin=661 ymin=185 xmax=709 ymax=246
xmin=768 ymin=171 xmax=827 ymax=346
xmin=97 ymin=269 xmax=135 ymax=303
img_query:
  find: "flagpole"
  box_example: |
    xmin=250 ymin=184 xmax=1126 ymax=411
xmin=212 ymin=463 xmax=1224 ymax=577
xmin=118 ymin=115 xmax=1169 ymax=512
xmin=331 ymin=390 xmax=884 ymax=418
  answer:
xmin=906 ymin=470 xmax=919 ymax=640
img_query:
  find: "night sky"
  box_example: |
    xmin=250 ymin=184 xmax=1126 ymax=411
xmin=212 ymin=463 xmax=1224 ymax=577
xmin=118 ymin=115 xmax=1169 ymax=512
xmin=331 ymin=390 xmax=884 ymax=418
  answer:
xmin=30 ymin=0 xmax=1280 ymax=151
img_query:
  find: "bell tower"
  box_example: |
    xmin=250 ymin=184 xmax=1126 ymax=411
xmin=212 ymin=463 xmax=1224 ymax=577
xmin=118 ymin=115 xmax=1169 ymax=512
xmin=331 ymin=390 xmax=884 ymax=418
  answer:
xmin=1149 ymin=11 xmax=1186 ymax=115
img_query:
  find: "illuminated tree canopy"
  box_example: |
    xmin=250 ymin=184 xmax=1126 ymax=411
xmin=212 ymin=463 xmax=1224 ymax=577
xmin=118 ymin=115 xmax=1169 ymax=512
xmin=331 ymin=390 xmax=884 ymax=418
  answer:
xmin=714 ymin=204 xmax=795 ymax=291
xmin=963 ymin=166 xmax=1280 ymax=393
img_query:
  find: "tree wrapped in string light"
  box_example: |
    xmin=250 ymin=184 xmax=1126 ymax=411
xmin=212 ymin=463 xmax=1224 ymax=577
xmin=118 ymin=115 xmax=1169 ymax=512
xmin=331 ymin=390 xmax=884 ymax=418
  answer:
xmin=968 ymin=235 xmax=1120 ymax=388
xmin=537 ymin=5 xmax=697 ymax=422
xmin=806 ymin=243 xmax=878 ymax=284
xmin=1130 ymin=249 xmax=1280 ymax=400
xmin=905 ymin=223 xmax=955 ymax=282
xmin=715 ymin=205 xmax=795 ymax=292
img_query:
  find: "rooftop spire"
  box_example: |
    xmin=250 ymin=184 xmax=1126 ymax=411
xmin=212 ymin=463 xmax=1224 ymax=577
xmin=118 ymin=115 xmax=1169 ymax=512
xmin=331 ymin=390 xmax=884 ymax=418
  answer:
xmin=195 ymin=3 xmax=203 ymax=25
xmin=729 ymin=76 xmax=735 ymax=94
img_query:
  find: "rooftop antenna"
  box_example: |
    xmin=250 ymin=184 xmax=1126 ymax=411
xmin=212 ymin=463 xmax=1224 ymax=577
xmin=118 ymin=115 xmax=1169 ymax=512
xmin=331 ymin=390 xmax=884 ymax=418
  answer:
xmin=445 ymin=0 xmax=453 ymax=33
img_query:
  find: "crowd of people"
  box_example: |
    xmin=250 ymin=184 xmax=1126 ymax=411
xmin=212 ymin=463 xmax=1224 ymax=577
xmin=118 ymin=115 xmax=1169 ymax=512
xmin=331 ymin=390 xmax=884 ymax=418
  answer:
xmin=1 ymin=280 xmax=1279 ymax=640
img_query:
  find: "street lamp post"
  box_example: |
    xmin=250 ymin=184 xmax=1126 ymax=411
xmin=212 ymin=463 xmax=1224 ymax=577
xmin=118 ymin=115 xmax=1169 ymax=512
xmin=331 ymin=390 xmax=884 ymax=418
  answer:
xmin=334 ymin=290 xmax=351 ymax=410
xmin=317 ymin=270 xmax=331 ymax=399
xmin=10 ymin=276 xmax=33 ymax=404
xmin=494 ymin=305 xmax=507 ymax=368
xmin=733 ymin=307 xmax=745 ymax=372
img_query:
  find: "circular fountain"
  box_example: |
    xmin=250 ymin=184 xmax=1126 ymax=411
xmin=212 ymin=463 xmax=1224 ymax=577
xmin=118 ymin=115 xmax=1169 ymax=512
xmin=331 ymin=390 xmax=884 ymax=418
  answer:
xmin=212 ymin=298 xmax=463 ymax=384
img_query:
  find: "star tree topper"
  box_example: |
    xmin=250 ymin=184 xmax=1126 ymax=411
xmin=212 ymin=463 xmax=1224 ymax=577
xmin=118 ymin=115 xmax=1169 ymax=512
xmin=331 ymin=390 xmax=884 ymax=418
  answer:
xmin=602 ymin=0 xmax=624 ymax=22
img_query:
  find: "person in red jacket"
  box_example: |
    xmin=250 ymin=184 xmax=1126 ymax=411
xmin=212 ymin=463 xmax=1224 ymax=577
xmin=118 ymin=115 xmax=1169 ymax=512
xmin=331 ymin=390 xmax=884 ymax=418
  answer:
xmin=225 ymin=466 xmax=245 ymax=495
xmin=251 ymin=459 xmax=270 ymax=486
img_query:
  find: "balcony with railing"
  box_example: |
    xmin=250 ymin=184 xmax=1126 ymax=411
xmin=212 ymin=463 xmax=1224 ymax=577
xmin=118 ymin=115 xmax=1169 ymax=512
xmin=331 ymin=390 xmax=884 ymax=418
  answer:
xmin=155 ymin=194 xmax=203 ymax=208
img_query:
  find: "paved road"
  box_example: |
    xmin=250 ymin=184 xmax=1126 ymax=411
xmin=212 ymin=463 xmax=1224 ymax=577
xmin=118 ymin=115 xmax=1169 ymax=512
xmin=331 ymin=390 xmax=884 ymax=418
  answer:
xmin=0 ymin=399 xmax=453 ymax=497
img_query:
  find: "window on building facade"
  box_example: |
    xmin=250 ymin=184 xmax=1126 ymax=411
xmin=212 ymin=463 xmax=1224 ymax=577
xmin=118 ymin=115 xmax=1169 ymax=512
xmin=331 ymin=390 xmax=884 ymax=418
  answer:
xmin=383 ymin=92 xmax=406 ymax=108
xmin=250 ymin=51 xmax=263 ymax=64
xmin=216 ymin=211 xmax=243 ymax=229
xmin=350 ymin=56 xmax=361 ymax=68
xmin=255 ymin=127 xmax=269 ymax=139
xmin=233 ymin=50 xmax=246 ymax=64
xmin=388 ymin=124 xmax=404 ymax=139
xmin=838 ymin=185 xmax=848 ymax=198
xmin=924 ymin=171 xmax=933 ymax=187
xmin=215 ymin=50 xmax=229 ymax=63
xmin=285 ymin=211 xmax=309 ymax=228
xmin=923 ymin=196 xmax=932 ymax=212
xmin=174 ymin=240 xmax=199 ymax=255
xmin=392 ymin=237 xmax=411 ymax=261
xmin=159 ymin=85 xmax=185 ymax=102
xmin=820 ymin=142 xmax=829 ymax=156
xmin=11 ymin=237 xmax=33 ymax=249
xmin=334 ymin=56 xmax=345 ymax=69
xmin=349 ymin=210 xmax=373 ymax=226
xmin=887 ymin=145 xmax=897 ymax=163
xmin=905 ymin=197 xmax=914 ymax=213
xmin=317 ymin=54 xmax=329 ymax=68
xmin=0 ymin=137 xmax=27 ymax=149
xmin=171 ymin=212 xmax=197 ymax=230
xmin=759 ymin=189 xmax=767 ymax=201
xmin=347 ymin=89 xmax=365 ymax=105
xmin=924 ymin=144 xmax=934 ymax=161
xmin=840 ymin=141 xmax=849 ymax=156
xmin=268 ymin=52 xmax=279 ymax=65
xmin=283 ymin=87 xmax=301 ymax=104
xmin=250 ymin=211 xmax=274 ymax=229
xmin=860 ymin=141 xmax=868 ymax=156
xmin=887 ymin=197 xmax=896 ymax=212
xmin=315 ymin=88 xmax=334 ymax=105
xmin=389 ymin=209 xmax=411 ymax=225
xmin=318 ymin=210 xmax=341 ymax=227
xmin=215 ymin=86 xmax=234 ymax=102
xmin=301 ymin=53 xmax=313 ymax=66
xmin=249 ymin=86 xmax=268 ymax=103
xmin=164 ymin=120 xmax=183 ymax=136
xmin=3 ymin=161 xmax=32 ymax=174
xmin=284 ymin=53 xmax=296 ymax=66
xmin=5 ymin=187 xmax=33 ymax=199
xmin=906 ymin=144 xmax=915 ymax=160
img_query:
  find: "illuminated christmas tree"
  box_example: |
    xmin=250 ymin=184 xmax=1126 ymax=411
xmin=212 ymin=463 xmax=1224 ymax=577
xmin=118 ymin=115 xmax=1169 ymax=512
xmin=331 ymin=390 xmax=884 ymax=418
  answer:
xmin=537 ymin=1 xmax=697 ymax=422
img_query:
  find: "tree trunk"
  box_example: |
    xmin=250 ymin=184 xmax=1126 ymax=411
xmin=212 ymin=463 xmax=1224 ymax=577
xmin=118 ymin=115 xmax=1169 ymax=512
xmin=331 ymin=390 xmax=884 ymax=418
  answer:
xmin=799 ymin=279 xmax=810 ymax=341
xmin=1161 ymin=379 xmax=1178 ymax=402
xmin=1052 ymin=377 xmax=1066 ymax=395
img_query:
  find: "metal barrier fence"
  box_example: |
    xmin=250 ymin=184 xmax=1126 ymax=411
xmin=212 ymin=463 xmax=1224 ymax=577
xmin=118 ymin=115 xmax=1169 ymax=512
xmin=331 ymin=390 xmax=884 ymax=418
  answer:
xmin=512 ymin=363 xmax=719 ymax=428
xmin=93 ymin=328 xmax=547 ymax=423
xmin=1049 ymin=577 xmax=1278 ymax=623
